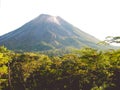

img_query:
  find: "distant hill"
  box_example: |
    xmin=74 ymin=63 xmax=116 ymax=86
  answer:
xmin=0 ymin=14 xmax=106 ymax=51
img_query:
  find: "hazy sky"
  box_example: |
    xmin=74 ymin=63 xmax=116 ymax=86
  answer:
xmin=0 ymin=0 xmax=120 ymax=40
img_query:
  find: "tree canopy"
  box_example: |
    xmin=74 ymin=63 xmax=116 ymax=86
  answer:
xmin=0 ymin=46 xmax=120 ymax=90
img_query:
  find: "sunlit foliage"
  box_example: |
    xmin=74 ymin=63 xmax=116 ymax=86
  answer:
xmin=0 ymin=46 xmax=120 ymax=90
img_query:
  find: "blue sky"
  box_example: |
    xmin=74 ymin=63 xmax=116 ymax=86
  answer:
xmin=0 ymin=0 xmax=120 ymax=40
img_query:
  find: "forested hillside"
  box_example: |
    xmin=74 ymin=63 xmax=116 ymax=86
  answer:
xmin=0 ymin=46 xmax=120 ymax=90
xmin=0 ymin=14 xmax=103 ymax=51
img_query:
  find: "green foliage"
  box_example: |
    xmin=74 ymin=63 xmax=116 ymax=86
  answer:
xmin=0 ymin=46 xmax=11 ymax=90
xmin=101 ymin=36 xmax=120 ymax=44
xmin=0 ymin=46 xmax=120 ymax=90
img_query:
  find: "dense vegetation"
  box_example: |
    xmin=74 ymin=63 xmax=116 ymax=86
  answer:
xmin=0 ymin=46 xmax=120 ymax=90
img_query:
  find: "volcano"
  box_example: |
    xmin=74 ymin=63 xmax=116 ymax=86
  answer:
xmin=0 ymin=14 xmax=101 ymax=51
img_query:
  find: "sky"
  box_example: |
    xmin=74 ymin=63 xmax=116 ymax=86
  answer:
xmin=0 ymin=0 xmax=120 ymax=40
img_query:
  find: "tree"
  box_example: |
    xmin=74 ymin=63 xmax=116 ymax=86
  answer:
xmin=106 ymin=36 xmax=120 ymax=43
xmin=0 ymin=46 xmax=11 ymax=90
